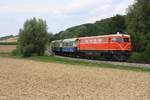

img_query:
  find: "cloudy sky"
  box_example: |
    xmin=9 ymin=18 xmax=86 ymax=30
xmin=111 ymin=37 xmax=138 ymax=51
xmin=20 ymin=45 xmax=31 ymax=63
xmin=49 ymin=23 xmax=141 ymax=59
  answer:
xmin=0 ymin=0 xmax=134 ymax=37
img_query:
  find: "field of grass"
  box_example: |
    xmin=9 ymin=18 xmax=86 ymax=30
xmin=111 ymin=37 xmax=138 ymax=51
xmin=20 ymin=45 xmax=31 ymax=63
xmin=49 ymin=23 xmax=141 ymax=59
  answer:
xmin=0 ymin=56 xmax=150 ymax=100
xmin=28 ymin=56 xmax=150 ymax=72
xmin=0 ymin=52 xmax=150 ymax=72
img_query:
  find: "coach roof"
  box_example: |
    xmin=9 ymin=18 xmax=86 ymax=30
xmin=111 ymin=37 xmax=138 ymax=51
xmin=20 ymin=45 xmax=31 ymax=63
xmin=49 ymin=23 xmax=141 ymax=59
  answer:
xmin=63 ymin=38 xmax=78 ymax=42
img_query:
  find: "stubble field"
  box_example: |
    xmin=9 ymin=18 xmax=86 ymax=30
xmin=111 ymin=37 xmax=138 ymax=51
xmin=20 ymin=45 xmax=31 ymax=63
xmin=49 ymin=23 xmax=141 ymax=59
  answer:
xmin=0 ymin=45 xmax=16 ymax=53
xmin=0 ymin=57 xmax=150 ymax=100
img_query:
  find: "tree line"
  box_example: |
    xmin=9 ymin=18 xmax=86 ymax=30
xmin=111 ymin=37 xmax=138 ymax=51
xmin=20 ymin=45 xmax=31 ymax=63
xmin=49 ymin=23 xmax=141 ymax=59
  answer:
xmin=53 ymin=15 xmax=126 ymax=40
xmin=16 ymin=0 xmax=150 ymax=63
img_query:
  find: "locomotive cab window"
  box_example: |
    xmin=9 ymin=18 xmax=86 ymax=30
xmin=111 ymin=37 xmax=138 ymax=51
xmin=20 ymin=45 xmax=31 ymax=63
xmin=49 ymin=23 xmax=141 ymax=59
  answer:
xmin=123 ymin=38 xmax=129 ymax=42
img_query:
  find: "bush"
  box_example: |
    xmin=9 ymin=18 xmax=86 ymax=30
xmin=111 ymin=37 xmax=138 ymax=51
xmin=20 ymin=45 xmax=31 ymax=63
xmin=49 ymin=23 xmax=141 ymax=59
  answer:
xmin=11 ymin=49 xmax=20 ymax=56
xmin=129 ymin=51 xmax=150 ymax=64
xmin=141 ymin=43 xmax=150 ymax=63
xmin=129 ymin=52 xmax=142 ymax=63
xmin=18 ymin=18 xmax=48 ymax=57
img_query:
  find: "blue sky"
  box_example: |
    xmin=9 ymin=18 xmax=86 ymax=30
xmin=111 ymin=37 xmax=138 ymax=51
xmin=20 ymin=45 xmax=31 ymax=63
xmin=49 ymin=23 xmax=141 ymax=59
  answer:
xmin=0 ymin=0 xmax=134 ymax=37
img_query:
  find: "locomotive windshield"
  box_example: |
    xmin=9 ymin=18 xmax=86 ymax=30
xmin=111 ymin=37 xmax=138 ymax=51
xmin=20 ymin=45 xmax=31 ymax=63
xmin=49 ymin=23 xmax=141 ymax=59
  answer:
xmin=123 ymin=38 xmax=129 ymax=42
xmin=112 ymin=37 xmax=130 ymax=42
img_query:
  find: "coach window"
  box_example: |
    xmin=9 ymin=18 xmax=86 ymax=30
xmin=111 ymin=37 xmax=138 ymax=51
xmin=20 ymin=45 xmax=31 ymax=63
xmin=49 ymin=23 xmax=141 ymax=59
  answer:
xmin=65 ymin=42 xmax=68 ymax=46
xmin=56 ymin=43 xmax=59 ymax=47
xmin=65 ymin=42 xmax=67 ymax=46
xmin=71 ymin=42 xmax=73 ymax=46
xmin=63 ymin=42 xmax=65 ymax=46
xmin=68 ymin=42 xmax=71 ymax=46
xmin=68 ymin=42 xmax=70 ymax=46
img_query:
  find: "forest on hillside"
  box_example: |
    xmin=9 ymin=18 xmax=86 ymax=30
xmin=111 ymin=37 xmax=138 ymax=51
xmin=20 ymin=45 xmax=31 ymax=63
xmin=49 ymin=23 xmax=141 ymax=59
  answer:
xmin=48 ymin=0 xmax=149 ymax=63
xmin=53 ymin=15 xmax=126 ymax=40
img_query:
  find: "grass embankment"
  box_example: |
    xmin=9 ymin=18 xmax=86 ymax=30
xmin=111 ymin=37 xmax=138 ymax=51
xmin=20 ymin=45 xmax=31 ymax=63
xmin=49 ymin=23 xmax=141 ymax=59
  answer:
xmin=0 ymin=52 xmax=150 ymax=72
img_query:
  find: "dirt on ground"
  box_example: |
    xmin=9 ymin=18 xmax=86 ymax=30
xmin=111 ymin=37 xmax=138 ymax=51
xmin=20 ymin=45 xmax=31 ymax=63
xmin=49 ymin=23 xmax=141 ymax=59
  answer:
xmin=0 ymin=57 xmax=150 ymax=100
xmin=0 ymin=45 xmax=16 ymax=53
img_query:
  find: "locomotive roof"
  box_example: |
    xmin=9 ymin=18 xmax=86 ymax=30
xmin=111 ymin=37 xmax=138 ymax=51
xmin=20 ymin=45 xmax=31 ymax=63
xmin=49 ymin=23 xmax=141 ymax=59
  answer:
xmin=51 ymin=34 xmax=130 ymax=43
xmin=79 ymin=34 xmax=130 ymax=39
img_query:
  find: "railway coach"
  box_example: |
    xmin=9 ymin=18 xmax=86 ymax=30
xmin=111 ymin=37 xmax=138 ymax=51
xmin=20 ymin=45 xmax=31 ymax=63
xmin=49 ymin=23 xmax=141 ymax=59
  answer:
xmin=51 ymin=38 xmax=78 ymax=56
xmin=51 ymin=40 xmax=62 ymax=55
xmin=62 ymin=38 xmax=78 ymax=56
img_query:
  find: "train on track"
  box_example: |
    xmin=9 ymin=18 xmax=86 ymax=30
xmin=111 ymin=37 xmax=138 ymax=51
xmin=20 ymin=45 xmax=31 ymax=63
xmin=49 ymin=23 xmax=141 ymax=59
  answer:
xmin=51 ymin=33 xmax=132 ymax=61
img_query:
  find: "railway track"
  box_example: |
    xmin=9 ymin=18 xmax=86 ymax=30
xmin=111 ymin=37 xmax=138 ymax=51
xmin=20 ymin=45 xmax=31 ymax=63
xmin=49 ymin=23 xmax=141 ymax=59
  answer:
xmin=55 ymin=55 xmax=150 ymax=69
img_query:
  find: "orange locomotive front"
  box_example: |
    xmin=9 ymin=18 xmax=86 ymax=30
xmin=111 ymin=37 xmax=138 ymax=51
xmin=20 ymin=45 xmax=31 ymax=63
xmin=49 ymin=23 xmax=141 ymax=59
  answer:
xmin=77 ymin=34 xmax=132 ymax=61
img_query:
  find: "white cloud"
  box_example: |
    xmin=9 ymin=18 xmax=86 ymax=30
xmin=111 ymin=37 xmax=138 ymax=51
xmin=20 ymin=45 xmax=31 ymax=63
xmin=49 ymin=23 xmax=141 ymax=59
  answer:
xmin=113 ymin=0 xmax=134 ymax=15
xmin=0 ymin=0 xmax=135 ymax=36
xmin=0 ymin=0 xmax=134 ymax=19
xmin=86 ymin=0 xmax=135 ymax=23
xmin=0 ymin=3 xmax=60 ymax=14
xmin=0 ymin=0 xmax=120 ymax=14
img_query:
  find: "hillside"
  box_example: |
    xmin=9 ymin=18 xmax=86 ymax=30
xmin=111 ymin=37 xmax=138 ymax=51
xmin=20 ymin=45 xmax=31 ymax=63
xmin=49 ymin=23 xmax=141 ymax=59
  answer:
xmin=53 ymin=14 xmax=126 ymax=40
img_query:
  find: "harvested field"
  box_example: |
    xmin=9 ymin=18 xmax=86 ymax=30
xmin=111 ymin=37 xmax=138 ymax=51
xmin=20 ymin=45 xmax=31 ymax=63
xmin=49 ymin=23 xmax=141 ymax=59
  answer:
xmin=0 ymin=57 xmax=150 ymax=100
xmin=0 ymin=45 xmax=16 ymax=53
xmin=0 ymin=37 xmax=17 ymax=43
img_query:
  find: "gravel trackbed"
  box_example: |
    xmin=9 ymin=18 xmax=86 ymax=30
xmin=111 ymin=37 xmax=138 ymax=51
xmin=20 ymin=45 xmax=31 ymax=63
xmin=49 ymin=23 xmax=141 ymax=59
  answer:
xmin=0 ymin=57 xmax=150 ymax=100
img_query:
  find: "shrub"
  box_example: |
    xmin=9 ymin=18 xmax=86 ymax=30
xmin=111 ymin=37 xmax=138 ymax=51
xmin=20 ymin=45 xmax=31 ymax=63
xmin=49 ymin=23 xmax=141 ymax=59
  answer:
xmin=18 ymin=18 xmax=48 ymax=57
xmin=129 ymin=52 xmax=142 ymax=63
xmin=11 ymin=49 xmax=20 ymax=56
xmin=141 ymin=43 xmax=150 ymax=63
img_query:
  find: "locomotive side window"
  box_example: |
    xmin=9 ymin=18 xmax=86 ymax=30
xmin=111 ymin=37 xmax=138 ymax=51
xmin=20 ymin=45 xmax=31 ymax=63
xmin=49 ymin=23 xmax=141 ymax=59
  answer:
xmin=89 ymin=39 xmax=93 ymax=44
xmin=97 ymin=37 xmax=108 ymax=43
xmin=93 ymin=39 xmax=97 ymax=43
xmin=112 ymin=38 xmax=123 ymax=42
xmin=85 ymin=39 xmax=88 ymax=44
xmin=80 ymin=40 xmax=85 ymax=44
xmin=98 ymin=38 xmax=102 ymax=42
xmin=101 ymin=38 xmax=107 ymax=43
